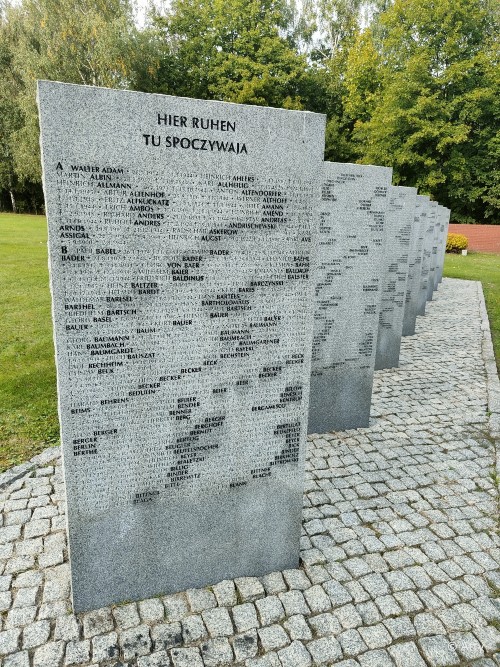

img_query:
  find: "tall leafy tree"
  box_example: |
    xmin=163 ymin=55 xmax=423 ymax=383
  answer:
xmin=151 ymin=0 xmax=313 ymax=108
xmin=1 ymin=0 xmax=154 ymax=188
xmin=347 ymin=0 xmax=500 ymax=222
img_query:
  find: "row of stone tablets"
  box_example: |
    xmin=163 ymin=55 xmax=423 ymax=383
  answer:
xmin=308 ymin=167 xmax=450 ymax=435
xmin=37 ymin=82 xmax=451 ymax=612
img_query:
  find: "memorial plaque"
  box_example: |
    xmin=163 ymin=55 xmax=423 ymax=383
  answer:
xmin=435 ymin=206 xmax=451 ymax=287
xmin=37 ymin=81 xmax=326 ymax=612
xmin=402 ymin=195 xmax=429 ymax=336
xmin=427 ymin=201 xmax=442 ymax=301
xmin=375 ymin=185 xmax=417 ymax=370
xmin=417 ymin=200 xmax=438 ymax=316
xmin=308 ymin=161 xmax=392 ymax=434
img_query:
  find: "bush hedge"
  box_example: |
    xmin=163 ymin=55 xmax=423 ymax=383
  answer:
xmin=446 ymin=233 xmax=469 ymax=253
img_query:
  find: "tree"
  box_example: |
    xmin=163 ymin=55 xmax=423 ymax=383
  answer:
xmin=0 ymin=0 xmax=154 ymax=192
xmin=347 ymin=0 xmax=500 ymax=222
xmin=151 ymin=0 xmax=312 ymax=109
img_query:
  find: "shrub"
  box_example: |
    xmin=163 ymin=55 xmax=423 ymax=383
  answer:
xmin=446 ymin=233 xmax=469 ymax=253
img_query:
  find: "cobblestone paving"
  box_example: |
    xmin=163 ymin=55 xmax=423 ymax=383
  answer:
xmin=1 ymin=278 xmax=499 ymax=667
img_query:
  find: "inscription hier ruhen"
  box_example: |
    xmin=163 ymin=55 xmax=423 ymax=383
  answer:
xmin=142 ymin=113 xmax=248 ymax=154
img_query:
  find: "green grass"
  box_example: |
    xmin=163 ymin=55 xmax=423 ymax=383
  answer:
xmin=0 ymin=213 xmax=59 ymax=471
xmin=1 ymin=214 xmax=499 ymax=472
xmin=443 ymin=252 xmax=500 ymax=374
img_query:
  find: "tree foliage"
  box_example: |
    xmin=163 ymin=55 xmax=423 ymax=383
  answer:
xmin=347 ymin=0 xmax=499 ymax=222
xmin=0 ymin=0 xmax=498 ymax=222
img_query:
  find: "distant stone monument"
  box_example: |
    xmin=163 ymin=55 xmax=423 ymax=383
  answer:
xmin=427 ymin=202 xmax=442 ymax=301
xmin=375 ymin=185 xmax=417 ymax=370
xmin=38 ymin=80 xmax=326 ymax=612
xmin=435 ymin=206 xmax=451 ymax=288
xmin=308 ymin=161 xmax=392 ymax=434
xmin=402 ymin=195 xmax=429 ymax=336
xmin=417 ymin=200 xmax=438 ymax=316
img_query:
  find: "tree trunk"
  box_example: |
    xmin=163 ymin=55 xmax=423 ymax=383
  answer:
xmin=7 ymin=173 xmax=17 ymax=213
xmin=9 ymin=188 xmax=17 ymax=214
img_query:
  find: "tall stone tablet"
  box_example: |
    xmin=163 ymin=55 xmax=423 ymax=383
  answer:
xmin=402 ymin=195 xmax=429 ymax=336
xmin=37 ymin=81 xmax=326 ymax=612
xmin=308 ymin=161 xmax=392 ymax=434
xmin=375 ymin=185 xmax=417 ymax=370
xmin=427 ymin=202 xmax=442 ymax=301
xmin=417 ymin=200 xmax=438 ymax=316
xmin=436 ymin=207 xmax=451 ymax=285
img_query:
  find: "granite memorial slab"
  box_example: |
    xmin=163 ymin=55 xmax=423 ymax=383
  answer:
xmin=375 ymin=185 xmax=417 ymax=370
xmin=417 ymin=199 xmax=438 ymax=316
xmin=308 ymin=161 xmax=392 ymax=434
xmin=436 ymin=206 xmax=451 ymax=287
xmin=402 ymin=195 xmax=429 ymax=336
xmin=37 ymin=80 xmax=326 ymax=612
xmin=427 ymin=201 xmax=442 ymax=301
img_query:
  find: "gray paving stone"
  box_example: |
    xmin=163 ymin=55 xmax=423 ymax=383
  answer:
xmin=22 ymin=620 xmax=50 ymax=649
xmin=12 ymin=588 xmax=35 ymax=608
xmin=307 ymin=636 xmax=342 ymax=664
xmin=186 ymin=588 xmax=217 ymax=612
xmin=438 ymin=607 xmax=471 ymax=632
xmin=33 ymin=641 xmax=65 ymax=667
xmin=322 ymin=581 xmax=352 ymax=607
xmin=246 ymin=652 xmax=281 ymax=667
xmin=303 ymin=584 xmax=331 ymax=613
xmin=474 ymin=625 xmax=500 ymax=653
xmin=232 ymin=604 xmax=259 ymax=632
xmin=137 ymin=651 xmax=171 ymax=667
xmin=388 ymin=641 xmax=427 ymax=667
xmin=162 ymin=594 xmax=189 ymax=621
xmin=418 ymin=635 xmax=461 ymax=666
xmin=334 ymin=604 xmax=363 ymax=629
xmin=213 ymin=580 xmax=237 ymax=607
xmin=258 ymin=624 xmax=289 ymax=651
xmin=202 ymin=607 xmax=234 ymax=637
xmin=181 ymin=614 xmax=207 ymax=642
xmin=170 ymin=647 xmax=204 ymax=667
xmin=277 ymin=640 xmax=312 ymax=667
xmin=279 ymin=590 xmax=309 ymax=616
xmin=261 ymin=572 xmax=287 ymax=595
xmin=255 ymin=596 xmax=285 ymax=625
xmin=82 ymin=607 xmax=114 ymax=638
xmin=282 ymin=569 xmax=311 ymax=591
xmin=0 ymin=628 xmax=20 ymax=656
xmin=139 ymin=598 xmax=165 ymax=623
xmin=413 ymin=613 xmax=446 ymax=636
xmin=338 ymin=629 xmax=367 ymax=657
xmin=5 ymin=606 xmax=36 ymax=628
xmin=232 ymin=630 xmax=258 ymax=662
xmin=200 ymin=637 xmax=234 ymax=666
xmin=384 ymin=615 xmax=416 ymax=640
xmin=3 ymin=651 xmax=30 ymax=667
xmin=358 ymin=649 xmax=395 ymax=667
xmin=120 ymin=624 xmax=151 ymax=660
xmin=375 ymin=595 xmax=402 ymax=617
xmin=450 ymin=631 xmax=485 ymax=660
xmin=151 ymin=622 xmax=183 ymax=651
xmin=113 ymin=603 xmax=141 ymax=629
xmin=91 ymin=632 xmax=119 ymax=662
xmin=54 ymin=615 xmax=79 ymax=641
xmin=284 ymin=615 xmax=313 ymax=641
xmin=359 ymin=623 xmax=392 ymax=649
xmin=65 ymin=639 xmax=90 ymax=665
xmin=235 ymin=577 xmax=265 ymax=602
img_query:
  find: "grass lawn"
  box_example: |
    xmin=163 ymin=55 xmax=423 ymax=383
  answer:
xmin=0 ymin=213 xmax=59 ymax=471
xmin=1 ymin=212 xmax=499 ymax=472
xmin=443 ymin=252 xmax=500 ymax=375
